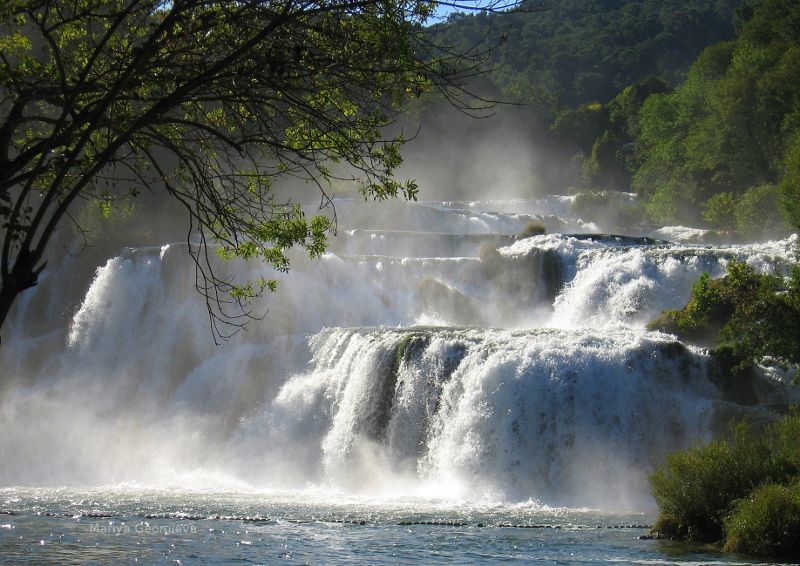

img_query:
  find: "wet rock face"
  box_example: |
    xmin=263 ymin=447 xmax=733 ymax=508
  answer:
xmin=540 ymin=250 xmax=563 ymax=303
xmin=478 ymin=245 xmax=564 ymax=311
xmin=706 ymin=357 xmax=800 ymax=438
xmin=417 ymin=278 xmax=484 ymax=326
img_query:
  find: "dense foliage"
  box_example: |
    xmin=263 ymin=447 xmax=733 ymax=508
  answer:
xmin=649 ymin=256 xmax=800 ymax=556
xmin=648 ymin=260 xmax=800 ymax=375
xmin=434 ymin=0 xmax=739 ymax=106
xmin=630 ymin=0 xmax=800 ymax=229
xmin=651 ymin=411 xmax=800 ymax=558
xmin=437 ymin=0 xmax=800 ymax=234
xmin=723 ymin=482 xmax=800 ymax=557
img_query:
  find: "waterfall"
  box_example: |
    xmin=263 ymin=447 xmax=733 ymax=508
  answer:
xmin=268 ymin=327 xmax=715 ymax=509
xmin=1 ymin=196 xmax=797 ymax=509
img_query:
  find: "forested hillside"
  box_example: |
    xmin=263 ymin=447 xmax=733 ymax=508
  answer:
xmin=433 ymin=0 xmax=741 ymax=106
xmin=631 ymin=0 xmax=800 ymax=234
xmin=430 ymin=0 xmax=800 ymax=238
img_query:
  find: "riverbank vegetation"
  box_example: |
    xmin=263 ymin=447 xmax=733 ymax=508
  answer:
xmin=650 ymin=411 xmax=800 ymax=559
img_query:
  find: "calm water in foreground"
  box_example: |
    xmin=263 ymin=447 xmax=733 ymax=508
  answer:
xmin=0 ymin=487 xmax=785 ymax=565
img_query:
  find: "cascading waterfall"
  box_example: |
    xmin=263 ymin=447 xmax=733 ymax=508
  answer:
xmin=1 ymin=196 xmax=797 ymax=510
xmin=267 ymin=327 xmax=715 ymax=509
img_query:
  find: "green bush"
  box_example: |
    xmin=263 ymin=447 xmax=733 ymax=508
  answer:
xmin=520 ymin=221 xmax=547 ymax=237
xmin=643 ymin=181 xmax=702 ymax=226
xmin=648 ymin=260 xmax=800 ymax=373
xmin=701 ymin=184 xmax=789 ymax=239
xmin=651 ymin=412 xmax=800 ymax=546
xmin=646 ymin=271 xmax=730 ymax=345
xmin=703 ymin=192 xmax=736 ymax=230
xmin=734 ymin=183 xmax=789 ymax=239
xmin=767 ymin=408 xmax=800 ymax=471
xmin=650 ymin=424 xmax=777 ymax=542
xmin=779 ymin=133 xmax=800 ymax=232
xmin=570 ymin=190 xmax=645 ymax=228
xmin=723 ymin=482 xmax=800 ymax=558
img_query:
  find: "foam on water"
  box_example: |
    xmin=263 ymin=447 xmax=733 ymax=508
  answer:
xmin=262 ymin=326 xmax=716 ymax=509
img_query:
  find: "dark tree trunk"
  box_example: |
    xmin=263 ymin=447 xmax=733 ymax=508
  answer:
xmin=0 ymin=250 xmax=45 ymax=345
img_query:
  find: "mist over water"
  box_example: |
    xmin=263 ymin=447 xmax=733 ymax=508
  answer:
xmin=2 ymin=174 xmax=798 ymax=517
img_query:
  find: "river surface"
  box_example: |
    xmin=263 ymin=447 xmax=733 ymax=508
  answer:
xmin=1 ymin=195 xmax=797 ymax=564
xmin=0 ymin=487 xmax=782 ymax=565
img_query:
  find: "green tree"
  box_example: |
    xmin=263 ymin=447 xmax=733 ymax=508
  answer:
xmin=579 ymin=76 xmax=670 ymax=189
xmin=734 ymin=183 xmax=787 ymax=238
xmin=631 ymin=0 xmax=800 ymax=230
xmin=432 ymin=0 xmax=739 ymax=107
xmin=550 ymin=102 xmax=608 ymax=150
xmin=781 ymin=133 xmax=800 ymax=230
xmin=0 ymin=0 xmax=520 ymax=342
xmin=702 ymin=191 xmax=736 ymax=229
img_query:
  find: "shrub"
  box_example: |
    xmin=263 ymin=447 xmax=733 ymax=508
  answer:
xmin=645 ymin=307 xmax=681 ymax=335
xmin=651 ymin=411 xmax=800 ymax=546
xmin=734 ymin=183 xmax=789 ymax=240
xmin=571 ymin=189 xmax=645 ymax=228
xmin=650 ymin=424 xmax=776 ymax=542
xmin=779 ymin=133 xmax=800 ymax=232
xmin=703 ymin=192 xmax=736 ymax=230
xmin=646 ymin=271 xmax=730 ymax=345
xmin=648 ymin=260 xmax=800 ymax=372
xmin=520 ymin=221 xmax=547 ymax=237
xmin=702 ymin=185 xmax=790 ymax=239
xmin=723 ymin=482 xmax=800 ymax=558
xmin=716 ymin=262 xmax=800 ymax=370
xmin=766 ymin=408 xmax=800 ymax=472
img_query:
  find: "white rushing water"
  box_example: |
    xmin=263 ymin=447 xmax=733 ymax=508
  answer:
xmin=1 ymin=196 xmax=797 ymax=511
